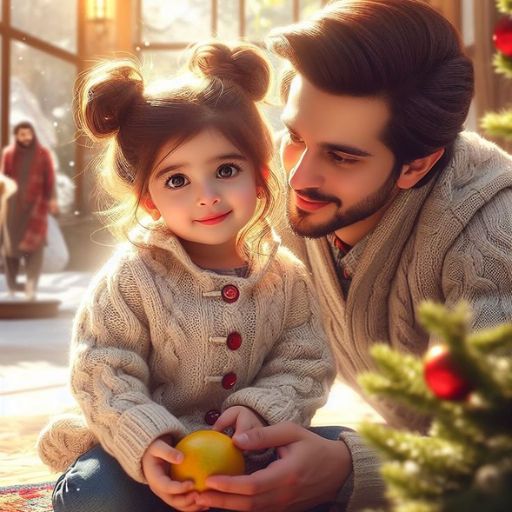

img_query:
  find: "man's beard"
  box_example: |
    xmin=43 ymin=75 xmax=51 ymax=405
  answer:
xmin=16 ymin=139 xmax=34 ymax=148
xmin=287 ymin=160 xmax=401 ymax=239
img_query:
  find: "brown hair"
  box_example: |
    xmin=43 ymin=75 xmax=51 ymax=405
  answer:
xmin=268 ymin=0 xmax=474 ymax=186
xmin=76 ymin=42 xmax=278 ymax=249
xmin=14 ymin=121 xmax=35 ymax=135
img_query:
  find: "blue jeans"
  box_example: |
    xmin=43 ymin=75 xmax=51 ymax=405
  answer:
xmin=52 ymin=426 xmax=348 ymax=512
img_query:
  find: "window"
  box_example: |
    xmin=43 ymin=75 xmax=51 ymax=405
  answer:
xmin=136 ymin=0 xmax=328 ymax=132
xmin=0 ymin=0 xmax=78 ymax=180
xmin=11 ymin=0 xmax=77 ymax=53
xmin=10 ymin=42 xmax=76 ymax=176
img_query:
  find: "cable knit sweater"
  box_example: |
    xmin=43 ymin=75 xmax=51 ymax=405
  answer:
xmin=280 ymin=131 xmax=512 ymax=511
xmin=38 ymin=227 xmax=335 ymax=483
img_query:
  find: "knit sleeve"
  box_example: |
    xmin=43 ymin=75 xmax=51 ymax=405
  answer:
xmin=222 ymin=254 xmax=335 ymax=425
xmin=442 ymin=188 xmax=512 ymax=330
xmin=337 ymin=430 xmax=387 ymax=511
xmin=70 ymin=257 xmax=187 ymax=483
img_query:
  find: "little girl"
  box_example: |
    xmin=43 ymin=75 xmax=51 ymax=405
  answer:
xmin=38 ymin=42 xmax=334 ymax=512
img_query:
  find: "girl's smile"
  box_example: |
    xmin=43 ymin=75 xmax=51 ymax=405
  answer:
xmin=195 ymin=210 xmax=233 ymax=224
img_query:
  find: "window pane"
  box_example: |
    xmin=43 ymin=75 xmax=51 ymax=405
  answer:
xmin=11 ymin=0 xmax=77 ymax=53
xmin=10 ymin=42 xmax=76 ymax=178
xmin=139 ymin=50 xmax=187 ymax=83
xmin=217 ymin=0 xmax=240 ymax=40
xmin=141 ymin=0 xmax=211 ymax=43
xmin=246 ymin=0 xmax=293 ymax=40
xmin=136 ymin=49 xmax=285 ymax=135
xmin=300 ymin=0 xmax=324 ymax=20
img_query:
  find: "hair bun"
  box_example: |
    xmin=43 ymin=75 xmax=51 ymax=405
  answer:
xmin=189 ymin=42 xmax=271 ymax=101
xmin=78 ymin=60 xmax=144 ymax=139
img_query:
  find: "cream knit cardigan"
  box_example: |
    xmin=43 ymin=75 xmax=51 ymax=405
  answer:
xmin=38 ymin=227 xmax=335 ymax=483
xmin=281 ymin=131 xmax=512 ymax=510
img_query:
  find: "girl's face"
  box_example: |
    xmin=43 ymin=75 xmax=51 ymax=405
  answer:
xmin=147 ymin=129 xmax=258 ymax=250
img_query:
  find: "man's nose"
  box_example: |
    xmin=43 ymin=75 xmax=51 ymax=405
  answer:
xmin=288 ymin=149 xmax=322 ymax=190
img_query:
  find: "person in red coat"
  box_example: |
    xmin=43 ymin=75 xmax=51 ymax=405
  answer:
xmin=0 ymin=121 xmax=59 ymax=299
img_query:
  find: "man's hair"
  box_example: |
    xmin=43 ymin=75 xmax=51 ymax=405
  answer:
xmin=268 ymin=0 xmax=474 ymax=186
xmin=13 ymin=121 xmax=35 ymax=135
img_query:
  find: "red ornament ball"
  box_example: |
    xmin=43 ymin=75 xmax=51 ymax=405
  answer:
xmin=423 ymin=345 xmax=473 ymax=401
xmin=494 ymin=16 xmax=512 ymax=57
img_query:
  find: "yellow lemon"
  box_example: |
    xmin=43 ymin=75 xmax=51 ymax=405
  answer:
xmin=170 ymin=430 xmax=245 ymax=491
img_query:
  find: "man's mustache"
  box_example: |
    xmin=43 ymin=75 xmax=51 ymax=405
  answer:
xmin=293 ymin=187 xmax=341 ymax=207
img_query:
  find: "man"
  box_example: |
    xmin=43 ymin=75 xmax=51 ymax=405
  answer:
xmin=0 ymin=121 xmax=58 ymax=299
xmin=195 ymin=1 xmax=512 ymax=511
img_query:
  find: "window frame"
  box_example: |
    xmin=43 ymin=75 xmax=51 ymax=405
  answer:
xmin=0 ymin=0 xmax=81 ymax=208
xmin=134 ymin=0 xmax=330 ymax=51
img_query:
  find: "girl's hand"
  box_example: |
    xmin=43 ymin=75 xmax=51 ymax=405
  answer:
xmin=141 ymin=437 xmax=207 ymax=511
xmin=212 ymin=405 xmax=266 ymax=437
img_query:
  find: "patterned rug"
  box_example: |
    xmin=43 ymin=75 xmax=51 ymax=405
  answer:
xmin=0 ymin=482 xmax=53 ymax=511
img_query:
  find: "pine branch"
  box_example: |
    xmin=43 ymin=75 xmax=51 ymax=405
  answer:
xmin=359 ymin=345 xmax=496 ymax=444
xmin=359 ymin=344 xmax=438 ymax=415
xmin=497 ymin=0 xmax=512 ymax=13
xmin=482 ymin=111 xmax=512 ymax=139
xmin=381 ymin=461 xmax=445 ymax=499
xmin=359 ymin=423 xmax=473 ymax=476
xmin=360 ymin=372 xmax=435 ymax=416
xmin=393 ymin=502 xmax=439 ymax=512
xmin=417 ymin=302 xmax=469 ymax=345
xmin=493 ymin=53 xmax=512 ymax=79
xmin=468 ymin=324 xmax=512 ymax=352
xmin=358 ymin=301 xmax=512 ymax=511
xmin=418 ymin=303 xmax=504 ymax=401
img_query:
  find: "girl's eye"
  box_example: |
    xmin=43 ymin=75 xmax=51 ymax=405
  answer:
xmin=217 ymin=164 xmax=240 ymax=178
xmin=165 ymin=174 xmax=189 ymax=189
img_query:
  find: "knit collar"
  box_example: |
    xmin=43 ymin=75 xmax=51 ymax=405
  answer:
xmin=129 ymin=222 xmax=281 ymax=287
xmin=327 ymin=233 xmax=352 ymax=256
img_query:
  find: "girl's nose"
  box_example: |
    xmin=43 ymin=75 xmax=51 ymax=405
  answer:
xmin=198 ymin=185 xmax=221 ymax=206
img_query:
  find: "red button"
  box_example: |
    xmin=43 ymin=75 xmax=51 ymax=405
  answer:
xmin=221 ymin=284 xmax=239 ymax=303
xmin=204 ymin=409 xmax=221 ymax=425
xmin=222 ymin=372 xmax=237 ymax=389
xmin=226 ymin=332 xmax=242 ymax=350
xmin=343 ymin=268 xmax=351 ymax=279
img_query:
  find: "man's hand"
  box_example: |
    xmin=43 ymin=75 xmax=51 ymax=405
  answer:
xmin=212 ymin=406 xmax=266 ymax=437
xmin=195 ymin=422 xmax=352 ymax=512
xmin=141 ymin=437 xmax=207 ymax=512
xmin=49 ymin=199 xmax=59 ymax=216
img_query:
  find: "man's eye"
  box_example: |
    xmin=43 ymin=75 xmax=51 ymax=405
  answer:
xmin=288 ymin=131 xmax=304 ymax=144
xmin=217 ymin=164 xmax=240 ymax=178
xmin=165 ymin=174 xmax=189 ymax=189
xmin=329 ymin=152 xmax=357 ymax=165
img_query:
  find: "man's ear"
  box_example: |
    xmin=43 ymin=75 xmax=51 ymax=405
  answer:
xmin=396 ymin=148 xmax=445 ymax=190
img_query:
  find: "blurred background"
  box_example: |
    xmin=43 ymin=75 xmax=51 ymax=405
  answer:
xmin=1 ymin=0 xmax=511 ymax=487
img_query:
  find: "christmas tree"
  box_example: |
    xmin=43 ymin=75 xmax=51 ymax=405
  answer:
xmin=358 ymin=302 xmax=512 ymax=512
xmin=481 ymin=0 xmax=512 ymax=139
